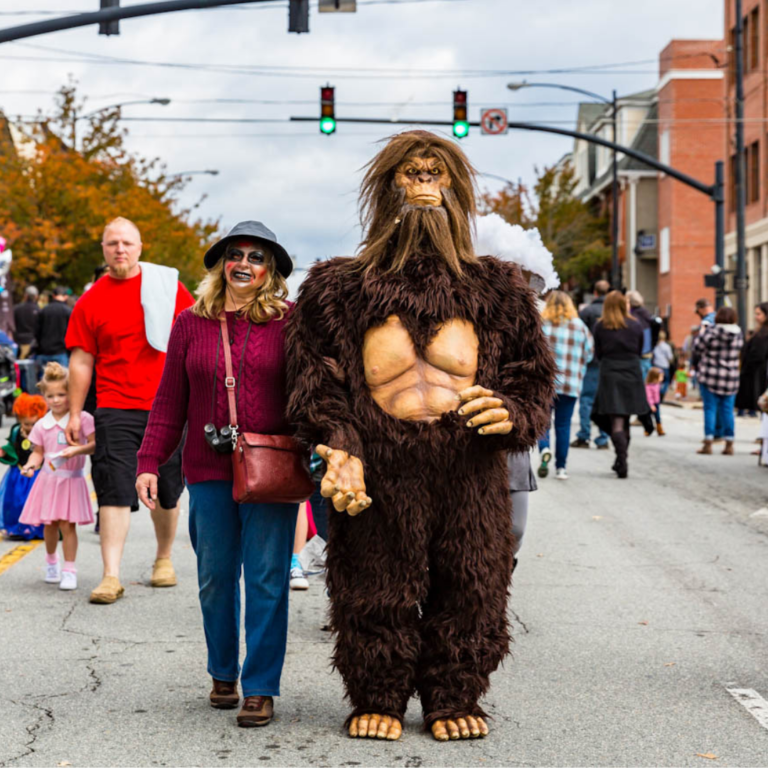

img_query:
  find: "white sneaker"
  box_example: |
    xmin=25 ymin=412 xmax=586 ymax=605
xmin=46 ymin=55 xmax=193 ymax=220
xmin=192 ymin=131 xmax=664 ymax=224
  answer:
xmin=555 ymin=468 xmax=569 ymax=480
xmin=45 ymin=561 xmax=61 ymax=583
xmin=59 ymin=571 xmax=77 ymax=591
xmin=289 ymin=566 xmax=309 ymax=590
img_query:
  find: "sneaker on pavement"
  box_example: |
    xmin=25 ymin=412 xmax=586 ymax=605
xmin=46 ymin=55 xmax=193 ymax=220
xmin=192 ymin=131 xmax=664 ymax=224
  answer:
xmin=290 ymin=567 xmax=309 ymax=590
xmin=44 ymin=561 xmax=61 ymax=584
xmin=537 ymin=448 xmax=552 ymax=478
xmin=59 ymin=571 xmax=77 ymax=591
xmin=570 ymin=438 xmax=589 ymax=448
xmin=555 ymin=468 xmax=568 ymax=480
xmin=150 ymin=558 xmax=177 ymax=587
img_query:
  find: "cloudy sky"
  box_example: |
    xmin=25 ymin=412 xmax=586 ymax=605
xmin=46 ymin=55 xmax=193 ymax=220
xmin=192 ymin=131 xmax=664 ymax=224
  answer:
xmin=0 ymin=0 xmax=723 ymax=285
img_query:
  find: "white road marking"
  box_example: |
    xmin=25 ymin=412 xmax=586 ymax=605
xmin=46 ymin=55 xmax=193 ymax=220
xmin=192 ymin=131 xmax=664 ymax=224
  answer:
xmin=727 ymin=688 xmax=768 ymax=731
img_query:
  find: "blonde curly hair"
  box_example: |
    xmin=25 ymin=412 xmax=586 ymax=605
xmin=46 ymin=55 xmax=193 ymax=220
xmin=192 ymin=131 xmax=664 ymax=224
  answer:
xmin=37 ymin=361 xmax=69 ymax=395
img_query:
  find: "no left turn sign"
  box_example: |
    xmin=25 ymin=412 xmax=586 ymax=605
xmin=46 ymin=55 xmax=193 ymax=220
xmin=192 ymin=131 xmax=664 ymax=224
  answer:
xmin=481 ymin=108 xmax=508 ymax=135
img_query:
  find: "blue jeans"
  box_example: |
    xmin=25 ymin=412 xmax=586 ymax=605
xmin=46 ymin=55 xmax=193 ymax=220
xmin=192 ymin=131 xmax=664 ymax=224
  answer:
xmin=538 ymin=394 xmax=577 ymax=469
xmin=188 ymin=481 xmax=298 ymax=697
xmin=699 ymin=383 xmax=736 ymax=441
xmin=640 ymin=356 xmax=652 ymax=380
xmin=36 ymin=352 xmax=69 ymax=377
xmin=576 ymin=364 xmax=609 ymax=446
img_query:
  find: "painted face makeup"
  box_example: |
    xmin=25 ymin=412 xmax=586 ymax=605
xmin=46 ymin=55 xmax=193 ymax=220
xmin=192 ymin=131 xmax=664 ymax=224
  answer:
xmin=223 ymin=241 xmax=272 ymax=291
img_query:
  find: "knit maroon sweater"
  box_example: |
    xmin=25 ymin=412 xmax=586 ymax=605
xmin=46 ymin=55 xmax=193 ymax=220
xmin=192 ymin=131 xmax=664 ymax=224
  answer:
xmin=136 ymin=307 xmax=293 ymax=485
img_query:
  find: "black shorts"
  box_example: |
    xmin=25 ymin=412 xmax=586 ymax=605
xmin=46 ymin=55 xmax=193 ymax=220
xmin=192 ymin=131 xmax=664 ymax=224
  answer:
xmin=93 ymin=408 xmax=184 ymax=512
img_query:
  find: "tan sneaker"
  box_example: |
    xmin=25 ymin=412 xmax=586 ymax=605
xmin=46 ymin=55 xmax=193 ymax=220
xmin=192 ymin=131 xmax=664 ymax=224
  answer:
xmin=151 ymin=558 xmax=177 ymax=587
xmin=89 ymin=576 xmax=124 ymax=604
xmin=237 ymin=696 xmax=273 ymax=727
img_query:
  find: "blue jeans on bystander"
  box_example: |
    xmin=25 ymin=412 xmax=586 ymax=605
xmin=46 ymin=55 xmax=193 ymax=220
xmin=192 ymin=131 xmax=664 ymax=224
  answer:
xmin=576 ymin=363 xmax=609 ymax=446
xmin=538 ymin=394 xmax=578 ymax=470
xmin=699 ymin=383 xmax=736 ymax=441
xmin=187 ymin=481 xmax=298 ymax=698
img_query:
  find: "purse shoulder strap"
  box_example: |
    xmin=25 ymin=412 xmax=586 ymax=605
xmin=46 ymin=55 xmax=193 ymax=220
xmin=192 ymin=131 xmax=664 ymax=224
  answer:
xmin=219 ymin=314 xmax=238 ymax=428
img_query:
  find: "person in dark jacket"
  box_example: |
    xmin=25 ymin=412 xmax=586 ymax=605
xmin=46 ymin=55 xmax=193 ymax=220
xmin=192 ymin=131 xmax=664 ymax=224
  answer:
xmin=591 ymin=291 xmax=651 ymax=479
xmin=35 ymin=286 xmax=72 ymax=369
xmin=692 ymin=307 xmax=744 ymax=456
xmin=628 ymin=290 xmax=655 ymax=379
xmin=735 ymin=303 xmax=768 ymax=416
xmin=13 ymin=286 xmax=39 ymax=359
xmin=573 ymin=280 xmax=610 ymax=449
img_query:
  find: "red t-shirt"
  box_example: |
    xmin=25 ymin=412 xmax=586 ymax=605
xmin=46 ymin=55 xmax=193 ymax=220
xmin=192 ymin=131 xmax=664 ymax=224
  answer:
xmin=66 ymin=272 xmax=194 ymax=411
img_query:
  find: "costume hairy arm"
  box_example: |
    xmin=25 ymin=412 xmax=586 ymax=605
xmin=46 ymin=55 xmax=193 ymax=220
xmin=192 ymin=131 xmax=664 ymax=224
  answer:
xmin=468 ymin=259 xmax=556 ymax=453
xmin=286 ymin=262 xmax=370 ymax=515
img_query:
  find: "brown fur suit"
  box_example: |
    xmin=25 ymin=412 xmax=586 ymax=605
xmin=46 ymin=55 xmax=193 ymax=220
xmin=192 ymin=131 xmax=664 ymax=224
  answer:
xmin=286 ymin=133 xmax=555 ymax=728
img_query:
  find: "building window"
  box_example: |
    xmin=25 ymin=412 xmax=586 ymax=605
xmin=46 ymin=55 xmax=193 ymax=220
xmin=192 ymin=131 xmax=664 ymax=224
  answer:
xmin=748 ymin=140 xmax=760 ymax=204
xmin=660 ymin=227 xmax=670 ymax=275
xmin=749 ymin=7 xmax=759 ymax=71
xmin=730 ymin=154 xmax=737 ymax=212
xmin=659 ymin=130 xmax=670 ymax=166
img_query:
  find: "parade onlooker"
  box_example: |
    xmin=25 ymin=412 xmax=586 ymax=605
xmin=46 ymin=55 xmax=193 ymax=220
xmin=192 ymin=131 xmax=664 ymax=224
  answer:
xmin=627 ymin=290 xmax=655 ymax=379
xmin=136 ymin=221 xmax=298 ymax=728
xmin=572 ymin=280 xmax=610 ymax=450
xmin=19 ymin=363 xmax=95 ymax=591
xmin=65 ymin=217 xmax=194 ymax=604
xmin=290 ymin=503 xmax=312 ymax=590
xmin=508 ymin=451 xmax=536 ymax=573
xmin=652 ymin=330 xmax=674 ymax=399
xmin=537 ymin=291 xmax=593 ymax=480
xmin=0 ymin=394 xmax=47 ymax=540
xmin=695 ymin=298 xmax=716 ymax=327
xmin=35 ymin=286 xmax=72 ymax=369
xmin=13 ymin=286 xmax=39 ymax=359
xmin=644 ymin=367 xmax=665 ymax=436
xmin=692 ymin=306 xmax=744 ymax=456
xmin=591 ymin=291 xmax=650 ymax=479
xmin=675 ymin=363 xmax=690 ymax=399
xmin=736 ymin=303 xmax=768 ymax=417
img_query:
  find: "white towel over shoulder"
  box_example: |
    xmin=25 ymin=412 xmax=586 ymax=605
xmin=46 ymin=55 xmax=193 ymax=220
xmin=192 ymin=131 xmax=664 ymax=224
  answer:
xmin=140 ymin=262 xmax=180 ymax=353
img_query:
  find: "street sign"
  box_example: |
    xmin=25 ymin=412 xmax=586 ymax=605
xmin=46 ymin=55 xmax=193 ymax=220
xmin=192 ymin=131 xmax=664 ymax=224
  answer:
xmin=480 ymin=108 xmax=508 ymax=135
xmin=319 ymin=0 xmax=357 ymax=10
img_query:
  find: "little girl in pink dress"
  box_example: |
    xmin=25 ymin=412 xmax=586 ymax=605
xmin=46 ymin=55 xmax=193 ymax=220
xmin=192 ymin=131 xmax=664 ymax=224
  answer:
xmin=19 ymin=363 xmax=95 ymax=591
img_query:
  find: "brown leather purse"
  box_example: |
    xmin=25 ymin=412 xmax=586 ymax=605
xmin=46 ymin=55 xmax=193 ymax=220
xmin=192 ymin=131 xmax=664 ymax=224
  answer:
xmin=219 ymin=315 xmax=314 ymax=505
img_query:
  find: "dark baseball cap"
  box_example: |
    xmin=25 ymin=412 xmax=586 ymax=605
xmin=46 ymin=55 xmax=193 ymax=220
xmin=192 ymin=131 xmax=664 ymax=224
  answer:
xmin=204 ymin=221 xmax=293 ymax=278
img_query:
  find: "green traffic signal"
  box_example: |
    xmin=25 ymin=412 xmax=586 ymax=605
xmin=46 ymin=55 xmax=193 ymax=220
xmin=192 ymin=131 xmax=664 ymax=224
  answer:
xmin=320 ymin=116 xmax=337 ymax=135
xmin=453 ymin=120 xmax=470 ymax=139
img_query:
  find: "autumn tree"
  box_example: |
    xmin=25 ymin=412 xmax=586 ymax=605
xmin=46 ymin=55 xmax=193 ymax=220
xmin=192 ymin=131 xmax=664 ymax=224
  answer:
xmin=480 ymin=162 xmax=610 ymax=289
xmin=0 ymin=82 xmax=218 ymax=295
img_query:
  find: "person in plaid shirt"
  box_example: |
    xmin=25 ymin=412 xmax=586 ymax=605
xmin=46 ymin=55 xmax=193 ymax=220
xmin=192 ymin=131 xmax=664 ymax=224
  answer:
xmin=537 ymin=291 xmax=594 ymax=480
xmin=692 ymin=306 xmax=744 ymax=455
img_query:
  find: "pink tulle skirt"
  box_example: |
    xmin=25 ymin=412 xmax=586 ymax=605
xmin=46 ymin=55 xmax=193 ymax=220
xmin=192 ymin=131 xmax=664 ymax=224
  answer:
xmin=19 ymin=470 xmax=94 ymax=526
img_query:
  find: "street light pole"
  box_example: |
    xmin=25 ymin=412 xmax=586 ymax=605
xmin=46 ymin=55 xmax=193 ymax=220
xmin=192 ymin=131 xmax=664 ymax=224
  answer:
xmin=734 ymin=0 xmax=748 ymax=331
xmin=508 ymin=81 xmax=620 ymax=288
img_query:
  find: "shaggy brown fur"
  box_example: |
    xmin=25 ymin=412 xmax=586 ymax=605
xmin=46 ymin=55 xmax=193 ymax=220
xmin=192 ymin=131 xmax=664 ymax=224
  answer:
xmin=286 ymin=132 xmax=555 ymax=729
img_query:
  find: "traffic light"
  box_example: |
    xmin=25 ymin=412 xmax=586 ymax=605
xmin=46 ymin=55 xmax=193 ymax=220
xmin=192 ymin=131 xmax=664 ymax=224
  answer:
xmin=288 ymin=0 xmax=310 ymax=33
xmin=453 ymin=89 xmax=469 ymax=139
xmin=99 ymin=0 xmax=120 ymax=36
xmin=320 ymin=86 xmax=336 ymax=135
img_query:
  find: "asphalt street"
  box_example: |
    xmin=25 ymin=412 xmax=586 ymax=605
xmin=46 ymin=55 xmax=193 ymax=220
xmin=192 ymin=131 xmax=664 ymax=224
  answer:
xmin=1 ymin=405 xmax=768 ymax=767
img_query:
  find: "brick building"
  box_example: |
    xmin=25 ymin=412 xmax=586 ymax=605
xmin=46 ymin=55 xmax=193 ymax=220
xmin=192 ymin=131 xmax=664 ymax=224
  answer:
xmin=724 ymin=0 xmax=768 ymax=323
xmin=570 ymin=39 xmax=725 ymax=345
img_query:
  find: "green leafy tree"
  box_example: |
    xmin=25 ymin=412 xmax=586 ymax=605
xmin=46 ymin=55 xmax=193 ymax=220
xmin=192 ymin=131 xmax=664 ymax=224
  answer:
xmin=480 ymin=162 xmax=610 ymax=289
xmin=0 ymin=81 xmax=218 ymax=295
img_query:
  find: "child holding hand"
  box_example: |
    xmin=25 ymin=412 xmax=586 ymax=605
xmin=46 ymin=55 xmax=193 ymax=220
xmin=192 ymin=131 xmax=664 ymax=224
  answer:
xmin=645 ymin=367 xmax=666 ymax=437
xmin=19 ymin=363 xmax=95 ymax=591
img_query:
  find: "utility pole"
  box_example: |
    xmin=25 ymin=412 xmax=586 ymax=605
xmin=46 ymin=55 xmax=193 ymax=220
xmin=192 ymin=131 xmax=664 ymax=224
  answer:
xmin=735 ymin=0 xmax=748 ymax=330
xmin=611 ymin=89 xmax=620 ymax=290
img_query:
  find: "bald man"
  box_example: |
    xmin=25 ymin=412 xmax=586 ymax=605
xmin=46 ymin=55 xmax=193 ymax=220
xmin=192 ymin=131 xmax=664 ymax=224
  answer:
xmin=65 ymin=217 xmax=194 ymax=604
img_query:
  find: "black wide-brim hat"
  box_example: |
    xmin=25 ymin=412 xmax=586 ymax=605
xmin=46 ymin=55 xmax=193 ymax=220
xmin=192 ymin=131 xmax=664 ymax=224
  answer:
xmin=204 ymin=220 xmax=293 ymax=278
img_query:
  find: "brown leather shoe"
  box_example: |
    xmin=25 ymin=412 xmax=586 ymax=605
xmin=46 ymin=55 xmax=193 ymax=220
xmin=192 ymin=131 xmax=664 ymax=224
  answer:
xmin=723 ymin=440 xmax=734 ymax=456
xmin=237 ymin=695 xmax=273 ymax=727
xmin=150 ymin=558 xmax=177 ymax=587
xmin=89 ymin=576 xmax=124 ymax=604
xmin=210 ymin=679 xmax=239 ymax=709
xmin=697 ymin=439 xmax=713 ymax=455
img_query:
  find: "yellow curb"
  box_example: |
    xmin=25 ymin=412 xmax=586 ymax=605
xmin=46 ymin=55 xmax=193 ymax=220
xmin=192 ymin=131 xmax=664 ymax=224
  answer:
xmin=0 ymin=540 xmax=42 ymax=576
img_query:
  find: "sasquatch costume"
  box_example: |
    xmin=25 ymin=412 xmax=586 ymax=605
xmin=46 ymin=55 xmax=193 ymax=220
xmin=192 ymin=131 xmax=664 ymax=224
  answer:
xmin=287 ymin=131 xmax=555 ymax=739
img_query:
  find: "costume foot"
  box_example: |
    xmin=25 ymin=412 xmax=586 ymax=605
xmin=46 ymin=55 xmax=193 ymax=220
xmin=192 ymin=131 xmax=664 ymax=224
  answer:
xmin=431 ymin=716 xmax=489 ymax=741
xmin=348 ymin=714 xmax=402 ymax=740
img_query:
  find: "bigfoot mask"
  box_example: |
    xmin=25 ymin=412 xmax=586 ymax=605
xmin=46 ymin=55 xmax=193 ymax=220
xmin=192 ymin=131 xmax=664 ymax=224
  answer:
xmin=394 ymin=155 xmax=452 ymax=207
xmin=357 ymin=131 xmax=478 ymax=276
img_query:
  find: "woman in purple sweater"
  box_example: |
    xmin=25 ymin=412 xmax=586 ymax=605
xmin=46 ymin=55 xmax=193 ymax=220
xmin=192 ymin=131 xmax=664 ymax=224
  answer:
xmin=136 ymin=222 xmax=297 ymax=729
